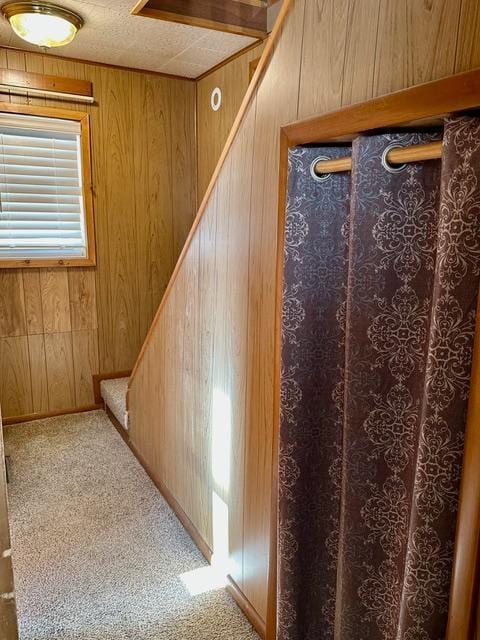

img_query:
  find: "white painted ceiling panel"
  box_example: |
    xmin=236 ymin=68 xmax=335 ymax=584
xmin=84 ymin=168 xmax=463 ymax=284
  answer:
xmin=0 ymin=0 xmax=258 ymax=77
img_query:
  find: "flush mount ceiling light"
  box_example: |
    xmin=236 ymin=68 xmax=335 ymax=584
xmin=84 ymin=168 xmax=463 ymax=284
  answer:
xmin=1 ymin=2 xmax=83 ymax=48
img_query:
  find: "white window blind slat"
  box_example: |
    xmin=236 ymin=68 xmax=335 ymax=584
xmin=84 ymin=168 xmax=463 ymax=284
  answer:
xmin=1 ymin=155 xmax=78 ymax=168
xmin=1 ymin=166 xmax=80 ymax=179
xmin=0 ymin=202 xmax=78 ymax=214
xmin=1 ymin=246 xmax=85 ymax=258
xmin=0 ymin=220 xmax=81 ymax=229
xmin=0 ymin=175 xmax=80 ymax=186
xmin=0 ymin=113 xmax=81 ymax=134
xmin=2 ymin=137 xmax=77 ymax=150
xmin=0 ymin=112 xmax=87 ymax=260
xmin=1 ymin=146 xmax=78 ymax=160
xmin=0 ymin=232 xmax=81 ymax=249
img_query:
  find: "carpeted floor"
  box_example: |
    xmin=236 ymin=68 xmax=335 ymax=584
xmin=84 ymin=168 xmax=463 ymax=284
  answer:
xmin=4 ymin=410 xmax=259 ymax=640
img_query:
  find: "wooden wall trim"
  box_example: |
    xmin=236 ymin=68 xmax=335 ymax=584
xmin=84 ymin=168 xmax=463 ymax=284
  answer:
xmin=283 ymin=68 xmax=480 ymax=146
xmin=129 ymin=0 xmax=293 ymax=381
xmin=226 ymin=575 xmax=266 ymax=638
xmin=0 ymin=40 xmax=268 ymax=83
xmin=104 ymin=408 xmax=213 ymax=563
xmin=0 ymin=44 xmax=196 ymax=83
xmin=446 ymin=291 xmax=480 ymax=639
xmin=0 ymin=406 xmax=19 ymax=640
xmin=266 ymin=127 xmax=290 ymax=640
xmin=129 ymin=441 xmax=213 ymax=562
xmin=196 ymin=39 xmax=266 ymax=82
xmin=3 ymin=404 xmax=101 ymax=426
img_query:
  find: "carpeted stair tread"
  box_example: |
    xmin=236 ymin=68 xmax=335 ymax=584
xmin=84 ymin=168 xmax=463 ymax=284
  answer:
xmin=101 ymin=377 xmax=129 ymax=429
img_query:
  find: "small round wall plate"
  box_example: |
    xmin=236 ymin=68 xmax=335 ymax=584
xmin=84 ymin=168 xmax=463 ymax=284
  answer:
xmin=211 ymin=87 xmax=222 ymax=112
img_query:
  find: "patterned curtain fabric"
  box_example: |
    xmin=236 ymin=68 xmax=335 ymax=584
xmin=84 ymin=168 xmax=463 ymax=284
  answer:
xmin=278 ymin=117 xmax=480 ymax=640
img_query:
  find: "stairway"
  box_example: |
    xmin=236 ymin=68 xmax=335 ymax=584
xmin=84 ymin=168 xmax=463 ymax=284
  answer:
xmin=100 ymin=377 xmax=129 ymax=430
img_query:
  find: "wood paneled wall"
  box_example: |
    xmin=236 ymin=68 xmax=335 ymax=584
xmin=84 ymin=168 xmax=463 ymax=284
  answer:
xmin=196 ymin=42 xmax=265 ymax=203
xmin=129 ymin=0 xmax=480 ymax=630
xmin=0 ymin=49 xmax=196 ymax=418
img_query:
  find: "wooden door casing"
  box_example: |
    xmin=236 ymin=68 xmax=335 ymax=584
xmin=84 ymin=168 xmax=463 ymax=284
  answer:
xmin=0 ymin=408 xmax=18 ymax=640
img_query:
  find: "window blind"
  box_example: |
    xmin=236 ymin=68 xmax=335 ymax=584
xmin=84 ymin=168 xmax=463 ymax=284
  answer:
xmin=0 ymin=112 xmax=87 ymax=260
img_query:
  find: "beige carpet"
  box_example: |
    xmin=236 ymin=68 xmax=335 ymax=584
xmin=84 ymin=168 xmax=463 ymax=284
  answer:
xmin=4 ymin=410 xmax=259 ymax=640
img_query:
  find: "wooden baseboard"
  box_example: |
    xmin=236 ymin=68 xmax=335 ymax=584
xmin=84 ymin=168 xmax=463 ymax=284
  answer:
xmin=105 ymin=406 xmax=129 ymax=444
xmin=103 ymin=409 xmax=213 ymax=564
xmin=226 ymin=575 xmax=266 ymax=638
xmin=104 ymin=409 xmax=266 ymax=635
xmin=3 ymin=404 xmax=102 ymax=426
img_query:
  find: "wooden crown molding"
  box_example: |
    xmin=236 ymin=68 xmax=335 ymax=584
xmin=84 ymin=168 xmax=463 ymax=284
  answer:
xmin=0 ymin=44 xmax=196 ymax=83
xmin=0 ymin=42 xmax=266 ymax=83
xmin=196 ymin=39 xmax=265 ymax=81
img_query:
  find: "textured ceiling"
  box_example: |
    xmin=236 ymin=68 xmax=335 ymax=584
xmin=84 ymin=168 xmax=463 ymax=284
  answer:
xmin=0 ymin=0 xmax=258 ymax=78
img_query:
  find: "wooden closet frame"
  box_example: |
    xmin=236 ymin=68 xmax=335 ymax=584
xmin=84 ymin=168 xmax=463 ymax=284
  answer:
xmin=269 ymin=67 xmax=480 ymax=640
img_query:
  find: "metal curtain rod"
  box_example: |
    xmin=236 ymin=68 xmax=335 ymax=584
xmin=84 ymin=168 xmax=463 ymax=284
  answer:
xmin=314 ymin=140 xmax=443 ymax=175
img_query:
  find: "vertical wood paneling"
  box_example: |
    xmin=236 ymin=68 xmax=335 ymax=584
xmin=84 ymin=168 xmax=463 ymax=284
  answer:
xmin=176 ymin=234 xmax=200 ymax=529
xmin=196 ymin=193 xmax=219 ymax=549
xmin=171 ymin=80 xmax=197 ymax=258
xmin=72 ymin=329 xmax=99 ymax=405
xmin=0 ymin=271 xmax=26 ymax=337
xmin=196 ymin=42 xmax=265 ymax=203
xmin=0 ymin=48 xmax=196 ymax=418
xmin=243 ymin=0 xmax=305 ymax=616
xmin=132 ymin=72 xmax=155 ymax=341
xmin=94 ymin=67 xmax=140 ymax=371
xmin=44 ymin=332 xmax=75 ymax=409
xmin=298 ymin=0 xmax=349 ymax=119
xmin=132 ymin=73 xmax=174 ymax=342
xmin=215 ymin=102 xmax=257 ymax=588
xmin=40 ymin=268 xmax=71 ymax=334
xmin=455 ymin=0 xmax=480 ymax=72
xmin=68 ymin=269 xmax=97 ymax=332
xmin=0 ymin=336 xmax=32 ymax=416
xmin=23 ymin=270 xmax=44 ymax=335
xmin=406 ymin=0 xmax=462 ymax=85
xmin=373 ymin=0 xmax=408 ymax=94
xmin=27 ymin=334 xmax=48 ymax=413
xmin=341 ymin=0 xmax=381 ymax=105
xmin=130 ymin=0 xmax=480 ymax=630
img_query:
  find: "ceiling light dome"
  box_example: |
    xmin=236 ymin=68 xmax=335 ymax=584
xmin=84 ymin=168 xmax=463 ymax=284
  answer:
xmin=2 ymin=2 xmax=83 ymax=48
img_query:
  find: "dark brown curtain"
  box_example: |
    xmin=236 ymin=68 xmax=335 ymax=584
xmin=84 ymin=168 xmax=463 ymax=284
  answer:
xmin=278 ymin=117 xmax=480 ymax=640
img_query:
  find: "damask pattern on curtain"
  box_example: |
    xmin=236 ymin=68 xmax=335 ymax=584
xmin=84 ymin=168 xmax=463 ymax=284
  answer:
xmin=278 ymin=117 xmax=480 ymax=640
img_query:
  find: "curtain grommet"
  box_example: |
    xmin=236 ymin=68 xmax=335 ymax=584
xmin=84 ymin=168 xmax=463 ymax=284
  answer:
xmin=381 ymin=142 xmax=407 ymax=173
xmin=310 ymin=156 xmax=332 ymax=182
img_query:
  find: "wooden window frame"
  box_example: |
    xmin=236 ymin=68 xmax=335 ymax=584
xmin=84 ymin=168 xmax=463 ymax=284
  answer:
xmin=0 ymin=102 xmax=95 ymax=269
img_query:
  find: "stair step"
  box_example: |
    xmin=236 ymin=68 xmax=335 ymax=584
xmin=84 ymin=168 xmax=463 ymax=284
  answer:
xmin=100 ymin=377 xmax=129 ymax=430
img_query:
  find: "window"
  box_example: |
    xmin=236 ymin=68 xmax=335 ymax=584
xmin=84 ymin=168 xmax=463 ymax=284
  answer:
xmin=0 ymin=105 xmax=95 ymax=267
